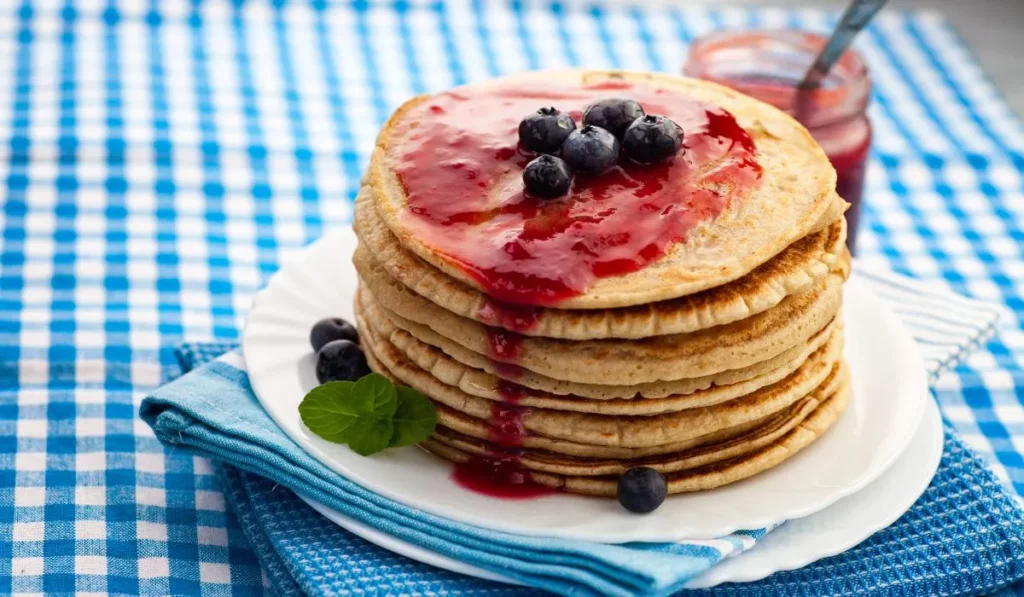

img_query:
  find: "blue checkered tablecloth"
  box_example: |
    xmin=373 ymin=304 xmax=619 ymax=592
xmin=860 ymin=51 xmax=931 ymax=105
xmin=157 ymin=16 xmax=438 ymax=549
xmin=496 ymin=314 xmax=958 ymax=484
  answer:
xmin=1 ymin=0 xmax=1023 ymax=595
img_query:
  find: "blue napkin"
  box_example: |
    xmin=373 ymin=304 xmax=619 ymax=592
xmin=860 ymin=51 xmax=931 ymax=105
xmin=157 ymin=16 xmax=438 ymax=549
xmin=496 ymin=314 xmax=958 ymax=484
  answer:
xmin=218 ymin=418 xmax=1024 ymax=597
xmin=143 ymin=270 xmax=1024 ymax=596
xmin=143 ymin=353 xmax=771 ymax=597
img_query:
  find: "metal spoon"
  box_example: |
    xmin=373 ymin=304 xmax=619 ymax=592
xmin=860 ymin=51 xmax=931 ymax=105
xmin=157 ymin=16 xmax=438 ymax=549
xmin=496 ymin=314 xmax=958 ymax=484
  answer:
xmin=798 ymin=0 xmax=888 ymax=91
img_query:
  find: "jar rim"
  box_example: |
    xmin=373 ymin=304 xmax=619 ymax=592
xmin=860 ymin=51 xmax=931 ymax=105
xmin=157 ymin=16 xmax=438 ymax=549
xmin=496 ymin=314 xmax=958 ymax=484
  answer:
xmin=684 ymin=28 xmax=871 ymax=125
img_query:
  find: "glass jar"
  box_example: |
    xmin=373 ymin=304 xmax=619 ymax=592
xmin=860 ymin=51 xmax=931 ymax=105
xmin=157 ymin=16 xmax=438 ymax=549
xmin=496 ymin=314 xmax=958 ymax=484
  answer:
xmin=684 ymin=29 xmax=872 ymax=253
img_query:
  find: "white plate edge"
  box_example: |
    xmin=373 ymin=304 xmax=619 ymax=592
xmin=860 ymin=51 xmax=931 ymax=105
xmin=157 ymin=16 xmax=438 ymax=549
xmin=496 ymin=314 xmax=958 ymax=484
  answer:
xmin=297 ymin=393 xmax=944 ymax=589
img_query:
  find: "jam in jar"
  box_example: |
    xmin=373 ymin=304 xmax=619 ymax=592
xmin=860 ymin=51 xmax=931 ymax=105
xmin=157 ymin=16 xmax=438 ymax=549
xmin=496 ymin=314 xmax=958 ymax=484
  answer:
xmin=684 ymin=29 xmax=872 ymax=253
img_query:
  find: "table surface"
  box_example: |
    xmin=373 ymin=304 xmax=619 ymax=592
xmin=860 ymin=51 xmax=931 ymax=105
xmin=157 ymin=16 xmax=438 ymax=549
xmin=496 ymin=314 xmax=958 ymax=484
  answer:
xmin=1 ymin=1 xmax=1023 ymax=595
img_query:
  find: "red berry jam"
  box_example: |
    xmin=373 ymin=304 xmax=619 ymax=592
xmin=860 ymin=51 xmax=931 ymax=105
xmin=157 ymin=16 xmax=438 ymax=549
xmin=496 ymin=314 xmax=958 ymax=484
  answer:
xmin=488 ymin=403 xmax=527 ymax=448
xmin=451 ymin=379 xmax=555 ymax=499
xmin=496 ymin=379 xmax=527 ymax=403
xmin=484 ymin=327 xmax=524 ymax=362
xmin=451 ymin=456 xmax=555 ymax=499
xmin=477 ymin=298 xmax=541 ymax=333
xmin=685 ymin=30 xmax=872 ymax=253
xmin=389 ymin=80 xmax=762 ymax=306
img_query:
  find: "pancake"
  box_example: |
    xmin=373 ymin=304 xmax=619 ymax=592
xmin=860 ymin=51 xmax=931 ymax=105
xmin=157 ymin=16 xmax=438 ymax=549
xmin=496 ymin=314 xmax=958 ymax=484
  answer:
xmin=429 ymin=396 xmax=820 ymax=476
xmin=363 ymin=331 xmax=843 ymax=460
xmin=364 ymin=340 xmax=767 ymax=458
xmin=361 ymin=298 xmax=843 ymax=414
xmin=361 ymin=306 xmax=842 ymax=448
xmin=394 ymin=353 xmax=839 ymax=449
xmin=362 ymin=290 xmax=841 ymax=401
xmin=422 ymin=368 xmax=851 ymax=497
xmin=431 ymin=402 xmax=786 ymax=459
xmin=357 ymin=266 xmax=845 ymax=384
xmin=369 ymin=69 xmax=843 ymax=309
xmin=353 ymin=188 xmax=847 ymax=339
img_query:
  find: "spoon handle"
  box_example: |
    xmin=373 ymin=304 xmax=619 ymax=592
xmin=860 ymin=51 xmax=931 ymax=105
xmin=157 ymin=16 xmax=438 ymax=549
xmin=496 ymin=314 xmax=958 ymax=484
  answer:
xmin=799 ymin=0 xmax=888 ymax=90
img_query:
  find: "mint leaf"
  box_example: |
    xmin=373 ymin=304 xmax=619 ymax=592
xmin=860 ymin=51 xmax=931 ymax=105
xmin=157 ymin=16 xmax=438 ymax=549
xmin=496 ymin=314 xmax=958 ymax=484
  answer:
xmin=344 ymin=417 xmax=394 ymax=456
xmin=298 ymin=373 xmax=399 ymax=456
xmin=390 ymin=386 xmax=438 ymax=447
xmin=297 ymin=381 xmax=359 ymax=443
xmin=297 ymin=373 xmax=436 ymax=456
xmin=354 ymin=373 xmax=399 ymax=420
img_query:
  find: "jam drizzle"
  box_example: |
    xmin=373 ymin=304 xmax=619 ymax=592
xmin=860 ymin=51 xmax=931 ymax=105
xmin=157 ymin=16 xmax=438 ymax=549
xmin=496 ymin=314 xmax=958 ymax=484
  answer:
xmin=392 ymin=80 xmax=763 ymax=307
xmin=450 ymin=385 xmax=555 ymax=499
xmin=477 ymin=298 xmax=542 ymax=333
xmin=487 ymin=403 xmax=526 ymax=448
xmin=485 ymin=327 xmax=524 ymax=362
xmin=448 ymin=337 xmax=555 ymax=498
xmin=496 ymin=379 xmax=527 ymax=403
xmin=451 ymin=456 xmax=555 ymax=499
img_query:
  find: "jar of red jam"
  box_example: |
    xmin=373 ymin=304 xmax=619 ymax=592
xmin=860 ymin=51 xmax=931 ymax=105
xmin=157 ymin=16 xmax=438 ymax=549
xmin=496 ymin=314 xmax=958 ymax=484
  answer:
xmin=684 ymin=30 xmax=871 ymax=253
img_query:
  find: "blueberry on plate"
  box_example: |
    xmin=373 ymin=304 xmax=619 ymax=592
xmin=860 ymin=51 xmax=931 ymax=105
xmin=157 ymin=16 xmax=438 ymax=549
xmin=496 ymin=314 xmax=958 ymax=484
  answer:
xmin=560 ymin=125 xmax=620 ymax=175
xmin=617 ymin=467 xmax=667 ymax=513
xmin=523 ymin=155 xmax=573 ymax=199
xmin=316 ymin=339 xmax=371 ymax=384
xmin=518 ymin=107 xmax=577 ymax=155
xmin=310 ymin=317 xmax=360 ymax=353
xmin=582 ymin=98 xmax=645 ymax=139
xmin=621 ymin=115 xmax=683 ymax=165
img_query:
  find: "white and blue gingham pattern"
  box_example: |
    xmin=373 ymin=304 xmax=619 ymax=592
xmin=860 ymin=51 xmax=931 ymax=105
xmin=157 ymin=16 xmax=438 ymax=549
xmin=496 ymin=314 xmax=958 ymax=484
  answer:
xmin=1 ymin=0 xmax=1023 ymax=594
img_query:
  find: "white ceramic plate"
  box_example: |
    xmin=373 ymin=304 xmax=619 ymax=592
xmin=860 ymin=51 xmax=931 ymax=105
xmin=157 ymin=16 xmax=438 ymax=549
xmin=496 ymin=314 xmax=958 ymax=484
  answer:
xmin=299 ymin=395 xmax=943 ymax=588
xmin=687 ymin=395 xmax=942 ymax=587
xmin=242 ymin=227 xmax=929 ymax=543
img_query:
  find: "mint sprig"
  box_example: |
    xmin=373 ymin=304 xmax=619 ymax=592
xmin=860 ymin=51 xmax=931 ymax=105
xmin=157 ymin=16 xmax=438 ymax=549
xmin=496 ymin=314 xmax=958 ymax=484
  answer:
xmin=391 ymin=386 xmax=439 ymax=447
xmin=298 ymin=373 xmax=437 ymax=456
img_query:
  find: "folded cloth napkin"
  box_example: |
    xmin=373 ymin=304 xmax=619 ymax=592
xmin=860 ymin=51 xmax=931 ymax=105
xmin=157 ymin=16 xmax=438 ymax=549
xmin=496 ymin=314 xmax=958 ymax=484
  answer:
xmin=213 ymin=420 xmax=1024 ymax=597
xmin=143 ymin=351 xmax=769 ymax=597
xmin=142 ymin=270 xmax=1024 ymax=597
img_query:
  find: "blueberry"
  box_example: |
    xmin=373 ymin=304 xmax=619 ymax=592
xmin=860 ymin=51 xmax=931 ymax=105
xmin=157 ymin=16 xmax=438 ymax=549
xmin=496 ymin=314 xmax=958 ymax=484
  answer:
xmin=316 ymin=339 xmax=371 ymax=383
xmin=621 ymin=115 xmax=683 ymax=165
xmin=617 ymin=467 xmax=667 ymax=514
xmin=523 ymin=155 xmax=573 ymax=199
xmin=582 ymin=98 xmax=645 ymax=139
xmin=518 ymin=107 xmax=577 ymax=155
xmin=560 ymin=125 xmax=620 ymax=175
xmin=310 ymin=317 xmax=359 ymax=353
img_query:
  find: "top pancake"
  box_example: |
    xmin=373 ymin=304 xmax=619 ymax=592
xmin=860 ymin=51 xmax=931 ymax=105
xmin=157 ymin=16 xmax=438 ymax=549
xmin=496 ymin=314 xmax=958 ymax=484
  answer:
xmin=369 ymin=69 xmax=841 ymax=309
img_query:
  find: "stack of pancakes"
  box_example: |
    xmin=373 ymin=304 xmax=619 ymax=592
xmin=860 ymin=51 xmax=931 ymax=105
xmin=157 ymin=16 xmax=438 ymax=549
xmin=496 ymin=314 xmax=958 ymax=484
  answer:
xmin=352 ymin=70 xmax=852 ymax=497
